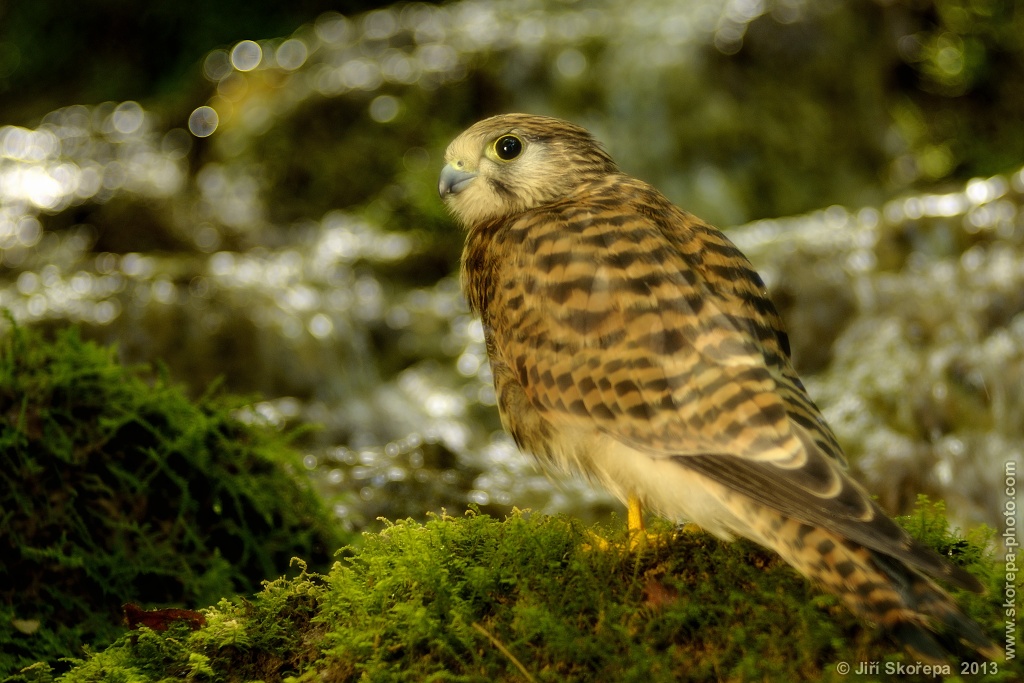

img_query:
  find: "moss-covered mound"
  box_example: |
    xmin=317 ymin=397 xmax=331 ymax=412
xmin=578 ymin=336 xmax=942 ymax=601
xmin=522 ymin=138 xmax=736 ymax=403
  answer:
xmin=37 ymin=504 xmax=1020 ymax=683
xmin=0 ymin=320 xmax=347 ymax=677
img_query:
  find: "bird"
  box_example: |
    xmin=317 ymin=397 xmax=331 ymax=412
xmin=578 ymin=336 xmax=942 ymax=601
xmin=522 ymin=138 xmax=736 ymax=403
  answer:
xmin=438 ymin=112 xmax=1000 ymax=663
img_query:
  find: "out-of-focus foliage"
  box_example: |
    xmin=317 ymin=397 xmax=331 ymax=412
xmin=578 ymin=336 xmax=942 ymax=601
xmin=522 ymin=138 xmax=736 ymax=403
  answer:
xmin=0 ymin=0 xmax=406 ymax=123
xmin=0 ymin=320 xmax=345 ymax=676
xmin=885 ymin=0 xmax=1024 ymax=184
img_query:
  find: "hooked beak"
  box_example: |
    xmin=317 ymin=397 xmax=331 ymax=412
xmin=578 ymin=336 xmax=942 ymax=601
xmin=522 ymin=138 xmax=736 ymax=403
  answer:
xmin=438 ymin=163 xmax=478 ymax=197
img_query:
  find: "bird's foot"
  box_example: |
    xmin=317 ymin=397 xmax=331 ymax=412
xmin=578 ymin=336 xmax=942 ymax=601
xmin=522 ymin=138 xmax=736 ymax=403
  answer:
xmin=582 ymin=528 xmax=664 ymax=553
xmin=582 ymin=494 xmax=668 ymax=552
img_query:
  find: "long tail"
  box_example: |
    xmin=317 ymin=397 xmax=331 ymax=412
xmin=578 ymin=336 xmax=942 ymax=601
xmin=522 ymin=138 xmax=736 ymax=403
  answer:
xmin=749 ymin=508 xmax=1001 ymax=662
xmin=865 ymin=548 xmax=1001 ymax=663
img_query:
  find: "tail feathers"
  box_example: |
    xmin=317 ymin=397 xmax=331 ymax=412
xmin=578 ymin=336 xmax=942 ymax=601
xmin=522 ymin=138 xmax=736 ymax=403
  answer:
xmin=892 ymin=621 xmax=1001 ymax=665
xmin=872 ymin=551 xmax=1003 ymax=663
xmin=761 ymin=514 xmax=1000 ymax=663
xmin=890 ymin=622 xmax=951 ymax=664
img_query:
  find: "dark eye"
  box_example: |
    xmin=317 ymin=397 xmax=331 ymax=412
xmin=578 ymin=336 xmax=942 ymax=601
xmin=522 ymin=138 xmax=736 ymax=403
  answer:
xmin=494 ymin=135 xmax=523 ymax=161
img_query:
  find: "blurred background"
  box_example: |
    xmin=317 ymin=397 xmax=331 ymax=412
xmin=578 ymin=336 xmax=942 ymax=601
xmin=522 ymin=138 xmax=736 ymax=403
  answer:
xmin=1 ymin=0 xmax=1022 ymax=535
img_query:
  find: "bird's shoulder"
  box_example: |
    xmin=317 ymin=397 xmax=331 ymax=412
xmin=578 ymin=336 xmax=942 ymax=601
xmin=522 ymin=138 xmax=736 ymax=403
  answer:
xmin=466 ymin=173 xmax=791 ymax=365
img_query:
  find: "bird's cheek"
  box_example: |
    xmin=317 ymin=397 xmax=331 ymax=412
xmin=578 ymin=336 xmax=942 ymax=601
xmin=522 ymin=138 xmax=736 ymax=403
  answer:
xmin=445 ymin=189 xmax=482 ymax=228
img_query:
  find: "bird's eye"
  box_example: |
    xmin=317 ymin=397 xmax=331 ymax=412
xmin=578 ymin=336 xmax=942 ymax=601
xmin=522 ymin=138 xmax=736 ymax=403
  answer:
xmin=493 ymin=135 xmax=523 ymax=161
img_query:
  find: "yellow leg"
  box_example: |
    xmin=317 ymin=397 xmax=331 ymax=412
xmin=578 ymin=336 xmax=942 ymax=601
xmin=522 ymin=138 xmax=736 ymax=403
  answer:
xmin=627 ymin=494 xmax=645 ymax=535
xmin=582 ymin=493 xmax=652 ymax=552
xmin=627 ymin=494 xmax=653 ymax=550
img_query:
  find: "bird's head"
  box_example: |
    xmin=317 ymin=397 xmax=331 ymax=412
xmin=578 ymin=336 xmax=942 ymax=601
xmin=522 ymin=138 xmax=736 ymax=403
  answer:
xmin=438 ymin=113 xmax=618 ymax=230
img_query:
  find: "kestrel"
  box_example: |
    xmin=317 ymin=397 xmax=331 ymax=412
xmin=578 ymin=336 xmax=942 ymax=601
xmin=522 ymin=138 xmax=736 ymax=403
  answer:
xmin=438 ymin=113 xmax=998 ymax=662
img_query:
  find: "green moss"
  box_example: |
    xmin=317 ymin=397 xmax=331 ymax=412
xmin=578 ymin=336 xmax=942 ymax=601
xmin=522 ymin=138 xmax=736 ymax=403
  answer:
xmin=0 ymin=318 xmax=347 ymax=677
xmin=42 ymin=504 xmax=1021 ymax=683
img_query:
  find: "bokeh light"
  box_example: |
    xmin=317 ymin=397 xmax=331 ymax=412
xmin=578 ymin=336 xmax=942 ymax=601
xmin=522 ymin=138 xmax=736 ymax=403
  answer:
xmin=369 ymin=95 xmax=399 ymax=123
xmin=276 ymin=38 xmax=308 ymax=70
xmin=203 ymin=49 xmax=232 ymax=81
xmin=188 ymin=106 xmax=219 ymax=137
xmin=230 ymin=40 xmax=263 ymax=71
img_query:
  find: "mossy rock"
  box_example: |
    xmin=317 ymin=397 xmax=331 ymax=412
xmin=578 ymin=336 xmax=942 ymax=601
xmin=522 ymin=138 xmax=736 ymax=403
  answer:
xmin=0 ymin=318 xmax=347 ymax=677
xmin=34 ymin=503 xmax=1021 ymax=683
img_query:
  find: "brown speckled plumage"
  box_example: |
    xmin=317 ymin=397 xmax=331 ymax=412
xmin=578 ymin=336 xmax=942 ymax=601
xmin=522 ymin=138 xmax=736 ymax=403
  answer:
xmin=439 ymin=113 xmax=999 ymax=662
